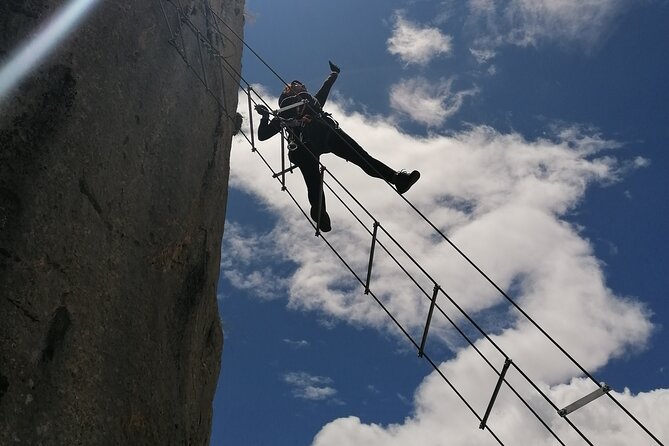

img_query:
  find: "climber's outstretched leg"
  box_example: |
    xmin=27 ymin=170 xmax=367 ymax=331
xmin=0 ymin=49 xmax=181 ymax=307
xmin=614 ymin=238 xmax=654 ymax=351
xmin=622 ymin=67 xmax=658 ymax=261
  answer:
xmin=328 ymin=127 xmax=420 ymax=194
xmin=289 ymin=147 xmax=331 ymax=232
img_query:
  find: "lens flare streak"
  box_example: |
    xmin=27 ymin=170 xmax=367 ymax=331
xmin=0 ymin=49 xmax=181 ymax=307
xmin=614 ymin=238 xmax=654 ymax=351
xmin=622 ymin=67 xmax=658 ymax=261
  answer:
xmin=0 ymin=0 xmax=100 ymax=103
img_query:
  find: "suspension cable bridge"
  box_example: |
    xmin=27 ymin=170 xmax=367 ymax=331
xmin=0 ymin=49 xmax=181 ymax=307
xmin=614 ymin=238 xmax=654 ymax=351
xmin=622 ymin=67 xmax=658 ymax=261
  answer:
xmin=157 ymin=2 xmax=665 ymax=444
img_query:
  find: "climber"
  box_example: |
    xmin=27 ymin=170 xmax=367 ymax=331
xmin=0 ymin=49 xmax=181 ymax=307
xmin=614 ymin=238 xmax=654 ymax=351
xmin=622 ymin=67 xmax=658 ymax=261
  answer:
xmin=254 ymin=61 xmax=420 ymax=233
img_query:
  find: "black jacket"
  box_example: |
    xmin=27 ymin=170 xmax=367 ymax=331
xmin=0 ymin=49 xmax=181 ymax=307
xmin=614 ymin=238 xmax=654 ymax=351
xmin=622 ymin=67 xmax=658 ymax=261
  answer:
xmin=257 ymin=72 xmax=338 ymax=141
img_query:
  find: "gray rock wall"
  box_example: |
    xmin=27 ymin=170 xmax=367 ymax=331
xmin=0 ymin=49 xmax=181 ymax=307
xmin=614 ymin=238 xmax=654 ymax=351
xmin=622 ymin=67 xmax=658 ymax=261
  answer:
xmin=0 ymin=0 xmax=244 ymax=444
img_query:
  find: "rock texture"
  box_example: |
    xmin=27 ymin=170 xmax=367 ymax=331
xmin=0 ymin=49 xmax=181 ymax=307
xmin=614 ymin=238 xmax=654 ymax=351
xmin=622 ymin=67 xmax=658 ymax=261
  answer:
xmin=0 ymin=0 xmax=244 ymax=444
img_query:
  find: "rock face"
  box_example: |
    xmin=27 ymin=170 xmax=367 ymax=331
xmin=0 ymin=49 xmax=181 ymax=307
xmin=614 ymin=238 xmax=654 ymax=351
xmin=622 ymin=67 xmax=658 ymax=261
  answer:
xmin=0 ymin=0 xmax=244 ymax=444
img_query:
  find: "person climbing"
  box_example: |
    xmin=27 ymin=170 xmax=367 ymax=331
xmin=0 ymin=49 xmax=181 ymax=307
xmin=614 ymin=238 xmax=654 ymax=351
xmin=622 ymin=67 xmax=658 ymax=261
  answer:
xmin=254 ymin=61 xmax=420 ymax=233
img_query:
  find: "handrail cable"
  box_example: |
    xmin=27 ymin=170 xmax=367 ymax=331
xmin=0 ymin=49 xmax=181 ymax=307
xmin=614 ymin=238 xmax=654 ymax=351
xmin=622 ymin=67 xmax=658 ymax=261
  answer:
xmin=251 ymin=77 xmax=590 ymax=442
xmin=322 ymin=172 xmax=582 ymax=446
xmin=212 ymin=18 xmax=663 ymax=445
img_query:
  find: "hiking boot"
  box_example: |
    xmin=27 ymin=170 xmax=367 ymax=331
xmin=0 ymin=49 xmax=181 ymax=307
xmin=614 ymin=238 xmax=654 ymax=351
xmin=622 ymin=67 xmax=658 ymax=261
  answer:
xmin=310 ymin=206 xmax=332 ymax=232
xmin=395 ymin=170 xmax=420 ymax=194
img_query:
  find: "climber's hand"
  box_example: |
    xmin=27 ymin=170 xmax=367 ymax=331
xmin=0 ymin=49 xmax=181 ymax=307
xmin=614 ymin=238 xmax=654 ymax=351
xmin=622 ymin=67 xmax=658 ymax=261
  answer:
xmin=254 ymin=104 xmax=270 ymax=117
xmin=329 ymin=60 xmax=340 ymax=74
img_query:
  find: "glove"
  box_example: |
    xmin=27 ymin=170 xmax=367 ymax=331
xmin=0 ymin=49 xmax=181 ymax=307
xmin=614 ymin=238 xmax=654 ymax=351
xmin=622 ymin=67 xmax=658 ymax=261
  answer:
xmin=254 ymin=104 xmax=270 ymax=118
xmin=328 ymin=60 xmax=340 ymax=74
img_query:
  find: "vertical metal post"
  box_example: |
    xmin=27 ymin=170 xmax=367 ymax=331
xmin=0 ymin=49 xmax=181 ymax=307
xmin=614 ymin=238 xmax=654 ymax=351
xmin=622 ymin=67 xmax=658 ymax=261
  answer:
xmin=280 ymin=129 xmax=286 ymax=190
xmin=175 ymin=0 xmax=189 ymax=56
xmin=364 ymin=222 xmax=380 ymax=295
xmin=480 ymin=358 xmax=512 ymax=430
xmin=315 ymin=166 xmax=325 ymax=237
xmin=247 ymin=88 xmax=256 ymax=152
xmin=158 ymin=0 xmax=175 ymax=38
xmin=196 ymin=31 xmax=208 ymax=88
xmin=205 ymin=2 xmax=228 ymax=111
xmin=418 ymin=284 xmax=440 ymax=357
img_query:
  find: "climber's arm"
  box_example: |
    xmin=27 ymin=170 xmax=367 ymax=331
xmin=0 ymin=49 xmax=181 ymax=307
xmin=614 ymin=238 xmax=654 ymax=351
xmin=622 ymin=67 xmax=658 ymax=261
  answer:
xmin=255 ymin=105 xmax=281 ymax=141
xmin=257 ymin=116 xmax=281 ymax=141
xmin=314 ymin=61 xmax=340 ymax=107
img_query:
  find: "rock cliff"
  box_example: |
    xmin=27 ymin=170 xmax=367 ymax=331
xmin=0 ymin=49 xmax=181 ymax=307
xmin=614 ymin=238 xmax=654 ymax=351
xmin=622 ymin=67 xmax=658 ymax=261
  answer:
xmin=0 ymin=0 xmax=244 ymax=444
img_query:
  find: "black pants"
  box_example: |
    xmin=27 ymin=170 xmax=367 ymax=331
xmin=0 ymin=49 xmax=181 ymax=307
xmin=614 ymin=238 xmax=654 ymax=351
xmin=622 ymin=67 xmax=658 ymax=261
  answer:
xmin=288 ymin=118 xmax=396 ymax=211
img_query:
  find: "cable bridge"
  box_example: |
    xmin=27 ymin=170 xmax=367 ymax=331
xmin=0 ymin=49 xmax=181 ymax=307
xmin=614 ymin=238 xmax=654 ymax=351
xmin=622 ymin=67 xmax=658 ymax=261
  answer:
xmin=157 ymin=2 xmax=664 ymax=444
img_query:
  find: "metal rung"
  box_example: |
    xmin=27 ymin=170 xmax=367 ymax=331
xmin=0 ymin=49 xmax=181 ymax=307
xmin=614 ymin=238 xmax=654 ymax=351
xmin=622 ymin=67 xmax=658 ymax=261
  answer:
xmin=364 ymin=222 xmax=379 ymax=295
xmin=247 ymin=89 xmax=256 ymax=152
xmin=418 ymin=284 xmax=440 ymax=357
xmin=558 ymin=383 xmax=611 ymax=417
xmin=280 ymin=130 xmax=286 ymax=189
xmin=480 ymin=358 xmax=512 ymax=430
xmin=314 ymin=166 xmax=325 ymax=237
xmin=272 ymin=165 xmax=298 ymax=179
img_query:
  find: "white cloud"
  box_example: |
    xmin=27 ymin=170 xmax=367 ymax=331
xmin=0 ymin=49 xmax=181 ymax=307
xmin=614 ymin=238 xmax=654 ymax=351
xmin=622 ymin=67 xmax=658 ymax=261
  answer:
xmin=284 ymin=371 xmax=338 ymax=401
xmin=389 ymin=77 xmax=478 ymax=126
xmin=230 ymin=89 xmax=663 ymax=444
xmin=219 ymin=222 xmax=291 ymax=299
xmin=283 ymin=338 xmax=310 ymax=349
xmin=312 ymin=383 xmax=669 ymax=445
xmin=470 ymin=47 xmax=497 ymax=64
xmin=468 ymin=0 xmax=629 ymax=50
xmin=387 ymin=12 xmax=453 ymax=66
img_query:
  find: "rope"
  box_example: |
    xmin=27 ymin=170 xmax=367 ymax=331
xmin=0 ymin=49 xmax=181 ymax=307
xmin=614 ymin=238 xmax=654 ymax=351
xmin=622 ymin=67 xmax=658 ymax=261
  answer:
xmin=156 ymin=3 xmax=666 ymax=445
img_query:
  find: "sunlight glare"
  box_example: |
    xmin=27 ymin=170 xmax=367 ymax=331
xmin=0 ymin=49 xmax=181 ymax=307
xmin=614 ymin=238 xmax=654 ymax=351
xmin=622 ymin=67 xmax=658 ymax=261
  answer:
xmin=0 ymin=0 xmax=100 ymax=103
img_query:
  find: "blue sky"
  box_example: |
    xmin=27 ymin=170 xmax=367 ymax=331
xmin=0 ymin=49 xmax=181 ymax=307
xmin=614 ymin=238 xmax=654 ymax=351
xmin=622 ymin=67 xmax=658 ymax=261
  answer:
xmin=213 ymin=1 xmax=668 ymax=445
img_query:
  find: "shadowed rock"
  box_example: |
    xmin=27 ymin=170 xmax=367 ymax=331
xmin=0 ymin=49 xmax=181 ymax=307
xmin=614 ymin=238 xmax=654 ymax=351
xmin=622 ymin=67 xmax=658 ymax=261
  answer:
xmin=0 ymin=0 xmax=244 ymax=444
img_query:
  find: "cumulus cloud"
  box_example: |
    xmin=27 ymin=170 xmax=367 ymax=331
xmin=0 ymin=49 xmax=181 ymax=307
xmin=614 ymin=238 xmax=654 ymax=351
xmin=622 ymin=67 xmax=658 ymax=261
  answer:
xmin=230 ymin=89 xmax=664 ymax=444
xmin=389 ymin=77 xmax=478 ymax=126
xmin=387 ymin=12 xmax=453 ymax=66
xmin=219 ymin=222 xmax=292 ymax=300
xmin=312 ymin=382 xmax=669 ymax=445
xmin=284 ymin=371 xmax=338 ymax=401
xmin=468 ymin=0 xmax=629 ymax=50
